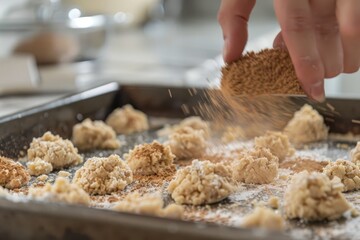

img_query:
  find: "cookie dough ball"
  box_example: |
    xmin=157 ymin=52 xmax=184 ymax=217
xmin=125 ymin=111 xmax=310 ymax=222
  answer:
xmin=233 ymin=147 xmax=279 ymax=184
xmin=221 ymin=126 xmax=246 ymax=143
xmin=72 ymin=119 xmax=120 ymax=151
xmin=177 ymin=116 xmax=210 ymax=138
xmin=167 ymin=127 xmax=206 ymax=160
xmin=241 ymin=207 xmax=285 ymax=231
xmin=28 ymin=131 xmax=83 ymax=169
xmin=167 ymin=160 xmax=233 ymax=205
xmin=0 ymin=156 xmax=30 ymax=189
xmin=106 ymin=105 xmax=149 ymax=134
xmin=284 ymin=104 xmax=328 ymax=145
xmin=26 ymin=158 xmax=53 ymax=176
xmin=125 ymin=141 xmax=175 ymax=176
xmin=323 ymin=159 xmax=360 ymax=192
xmin=254 ymin=131 xmax=295 ymax=162
xmin=73 ymin=154 xmax=133 ymax=195
xmin=29 ymin=177 xmax=90 ymax=206
xmin=284 ymin=171 xmax=351 ymax=221
xmin=350 ymin=142 xmax=360 ymax=166
xmin=113 ymin=192 xmax=184 ymax=219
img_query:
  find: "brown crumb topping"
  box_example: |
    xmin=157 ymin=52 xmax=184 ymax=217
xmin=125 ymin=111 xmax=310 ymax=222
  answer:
xmin=125 ymin=141 xmax=175 ymax=176
xmin=0 ymin=156 xmax=30 ymax=189
xmin=221 ymin=48 xmax=305 ymax=96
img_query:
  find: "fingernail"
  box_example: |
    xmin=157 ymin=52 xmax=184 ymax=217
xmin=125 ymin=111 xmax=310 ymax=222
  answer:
xmin=274 ymin=40 xmax=286 ymax=50
xmin=310 ymin=81 xmax=325 ymax=102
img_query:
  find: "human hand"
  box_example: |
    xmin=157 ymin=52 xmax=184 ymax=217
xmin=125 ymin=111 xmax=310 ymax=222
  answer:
xmin=218 ymin=0 xmax=360 ymax=102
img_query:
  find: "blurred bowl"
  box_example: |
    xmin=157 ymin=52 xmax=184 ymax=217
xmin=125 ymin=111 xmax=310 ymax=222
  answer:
xmin=0 ymin=14 xmax=111 ymax=65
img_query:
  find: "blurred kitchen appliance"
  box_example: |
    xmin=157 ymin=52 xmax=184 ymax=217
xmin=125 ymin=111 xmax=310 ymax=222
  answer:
xmin=0 ymin=0 xmax=112 ymax=65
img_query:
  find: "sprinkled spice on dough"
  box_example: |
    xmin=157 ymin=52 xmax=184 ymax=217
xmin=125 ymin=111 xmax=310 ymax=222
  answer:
xmin=125 ymin=141 xmax=175 ymax=176
xmin=0 ymin=156 xmax=30 ymax=189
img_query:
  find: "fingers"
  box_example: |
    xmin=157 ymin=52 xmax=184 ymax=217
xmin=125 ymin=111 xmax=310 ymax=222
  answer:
xmin=337 ymin=0 xmax=360 ymax=73
xmin=218 ymin=0 xmax=256 ymax=63
xmin=274 ymin=0 xmax=325 ymax=102
xmin=311 ymin=0 xmax=343 ymax=78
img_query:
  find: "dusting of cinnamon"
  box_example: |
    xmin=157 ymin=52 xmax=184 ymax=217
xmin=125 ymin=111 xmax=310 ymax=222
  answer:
xmin=280 ymin=158 xmax=329 ymax=173
xmin=199 ymin=88 xmax=300 ymax=137
xmin=194 ymin=49 xmax=308 ymax=137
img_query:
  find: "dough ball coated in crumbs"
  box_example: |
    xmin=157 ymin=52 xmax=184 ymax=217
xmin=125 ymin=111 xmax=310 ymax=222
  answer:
xmin=176 ymin=116 xmax=210 ymax=138
xmin=167 ymin=126 xmax=207 ymax=160
xmin=0 ymin=156 xmax=30 ymax=189
xmin=73 ymin=154 xmax=133 ymax=195
xmin=350 ymin=142 xmax=360 ymax=166
xmin=28 ymin=131 xmax=83 ymax=169
xmin=29 ymin=177 xmax=90 ymax=206
xmin=106 ymin=104 xmax=149 ymax=134
xmin=284 ymin=104 xmax=328 ymax=145
xmin=72 ymin=119 xmax=120 ymax=151
xmin=125 ymin=141 xmax=175 ymax=176
xmin=323 ymin=159 xmax=360 ymax=192
xmin=113 ymin=192 xmax=184 ymax=219
xmin=284 ymin=171 xmax=351 ymax=221
xmin=167 ymin=160 xmax=233 ymax=205
xmin=241 ymin=207 xmax=285 ymax=231
xmin=233 ymin=147 xmax=279 ymax=184
xmin=254 ymin=131 xmax=295 ymax=162
xmin=26 ymin=158 xmax=53 ymax=176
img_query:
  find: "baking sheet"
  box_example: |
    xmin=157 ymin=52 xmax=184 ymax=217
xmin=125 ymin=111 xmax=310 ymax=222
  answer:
xmin=0 ymin=82 xmax=360 ymax=240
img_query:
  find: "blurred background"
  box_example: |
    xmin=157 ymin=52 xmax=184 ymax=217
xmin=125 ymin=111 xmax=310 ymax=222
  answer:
xmin=0 ymin=0 xmax=359 ymax=116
